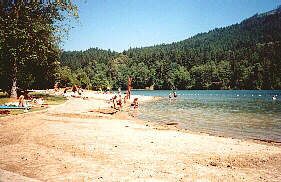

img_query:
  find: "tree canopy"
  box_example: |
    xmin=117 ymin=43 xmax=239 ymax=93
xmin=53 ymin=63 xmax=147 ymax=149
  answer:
xmin=0 ymin=0 xmax=77 ymax=97
xmin=59 ymin=7 xmax=281 ymax=90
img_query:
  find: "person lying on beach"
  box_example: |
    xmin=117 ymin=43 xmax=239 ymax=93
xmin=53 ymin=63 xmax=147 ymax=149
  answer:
xmin=34 ymin=96 xmax=44 ymax=105
xmin=63 ymin=91 xmax=73 ymax=98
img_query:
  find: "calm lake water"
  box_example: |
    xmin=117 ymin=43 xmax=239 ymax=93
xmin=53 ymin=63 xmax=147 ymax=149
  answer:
xmin=130 ymin=90 xmax=281 ymax=142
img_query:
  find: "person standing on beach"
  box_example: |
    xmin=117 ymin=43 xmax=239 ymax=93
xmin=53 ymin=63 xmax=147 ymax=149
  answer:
xmin=117 ymin=95 xmax=122 ymax=110
xmin=112 ymin=95 xmax=117 ymax=109
xmin=133 ymin=98 xmax=138 ymax=109
xmin=173 ymin=92 xmax=177 ymax=99
xmin=118 ymin=88 xmax=121 ymax=96
xmin=128 ymin=78 xmax=132 ymax=99
xmin=124 ymin=94 xmax=128 ymax=104
xmin=131 ymin=98 xmax=139 ymax=117
xmin=168 ymin=93 xmax=172 ymax=99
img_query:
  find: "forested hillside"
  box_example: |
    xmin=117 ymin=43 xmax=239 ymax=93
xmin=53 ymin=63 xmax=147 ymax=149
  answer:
xmin=60 ymin=7 xmax=281 ymax=90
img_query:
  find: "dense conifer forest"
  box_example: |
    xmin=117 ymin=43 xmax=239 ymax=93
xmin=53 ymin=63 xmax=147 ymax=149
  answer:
xmin=60 ymin=7 xmax=281 ymax=90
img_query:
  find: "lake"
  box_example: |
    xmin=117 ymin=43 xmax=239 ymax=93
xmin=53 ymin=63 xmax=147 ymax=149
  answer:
xmin=130 ymin=90 xmax=281 ymax=142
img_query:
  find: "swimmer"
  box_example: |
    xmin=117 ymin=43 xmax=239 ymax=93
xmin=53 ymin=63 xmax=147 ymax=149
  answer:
xmin=272 ymin=95 xmax=277 ymax=100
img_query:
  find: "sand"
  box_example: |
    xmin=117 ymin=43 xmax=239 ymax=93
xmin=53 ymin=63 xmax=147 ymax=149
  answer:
xmin=0 ymin=91 xmax=281 ymax=182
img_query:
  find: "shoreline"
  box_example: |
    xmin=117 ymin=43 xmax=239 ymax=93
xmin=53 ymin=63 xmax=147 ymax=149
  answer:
xmin=102 ymin=93 xmax=281 ymax=145
xmin=82 ymin=92 xmax=281 ymax=145
xmin=1 ymin=91 xmax=281 ymax=181
xmin=124 ymin=94 xmax=281 ymax=145
xmin=134 ymin=114 xmax=281 ymax=146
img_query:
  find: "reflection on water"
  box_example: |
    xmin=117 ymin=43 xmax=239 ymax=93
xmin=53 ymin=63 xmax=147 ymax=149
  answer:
xmin=132 ymin=90 xmax=281 ymax=142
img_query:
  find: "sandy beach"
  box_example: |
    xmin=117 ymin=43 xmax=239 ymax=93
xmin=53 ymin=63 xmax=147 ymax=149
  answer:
xmin=0 ymin=91 xmax=281 ymax=182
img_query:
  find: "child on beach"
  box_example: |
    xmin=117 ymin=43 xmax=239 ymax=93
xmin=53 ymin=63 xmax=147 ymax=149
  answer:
xmin=133 ymin=98 xmax=138 ymax=109
xmin=117 ymin=95 xmax=122 ymax=110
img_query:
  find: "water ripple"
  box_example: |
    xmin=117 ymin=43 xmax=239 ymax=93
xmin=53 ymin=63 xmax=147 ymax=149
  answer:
xmin=133 ymin=90 xmax=281 ymax=142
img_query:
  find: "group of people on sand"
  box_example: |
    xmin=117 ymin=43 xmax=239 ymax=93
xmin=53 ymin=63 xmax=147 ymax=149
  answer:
xmin=168 ymin=91 xmax=177 ymax=100
xmin=16 ymin=90 xmax=45 ymax=108
xmin=109 ymin=91 xmax=138 ymax=111
xmin=62 ymin=85 xmax=83 ymax=98
xmin=53 ymin=82 xmax=84 ymax=98
xmin=98 ymin=87 xmax=113 ymax=94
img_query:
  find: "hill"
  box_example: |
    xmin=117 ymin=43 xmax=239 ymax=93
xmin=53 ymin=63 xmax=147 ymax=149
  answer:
xmin=60 ymin=7 xmax=281 ymax=90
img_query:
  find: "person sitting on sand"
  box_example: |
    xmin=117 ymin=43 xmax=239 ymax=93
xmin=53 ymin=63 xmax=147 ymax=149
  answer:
xmin=98 ymin=88 xmax=104 ymax=94
xmin=63 ymin=88 xmax=73 ymax=98
xmin=54 ymin=82 xmax=59 ymax=92
xmin=64 ymin=88 xmax=69 ymax=94
xmin=36 ymin=96 xmax=44 ymax=105
xmin=23 ymin=91 xmax=31 ymax=100
xmin=77 ymin=86 xmax=83 ymax=96
xmin=106 ymin=87 xmax=110 ymax=94
xmin=18 ymin=95 xmax=25 ymax=107
xmin=72 ymin=85 xmax=77 ymax=93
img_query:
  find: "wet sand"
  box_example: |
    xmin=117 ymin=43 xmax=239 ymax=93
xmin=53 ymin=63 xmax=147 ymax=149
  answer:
xmin=0 ymin=91 xmax=281 ymax=182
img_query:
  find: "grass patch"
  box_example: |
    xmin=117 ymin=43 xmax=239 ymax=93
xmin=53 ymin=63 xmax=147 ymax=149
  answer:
xmin=0 ymin=92 xmax=9 ymax=98
xmin=29 ymin=92 xmax=67 ymax=105
xmin=0 ymin=92 xmax=67 ymax=117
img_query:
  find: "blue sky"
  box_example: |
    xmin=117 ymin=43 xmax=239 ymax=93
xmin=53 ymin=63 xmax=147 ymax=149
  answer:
xmin=62 ymin=0 xmax=281 ymax=52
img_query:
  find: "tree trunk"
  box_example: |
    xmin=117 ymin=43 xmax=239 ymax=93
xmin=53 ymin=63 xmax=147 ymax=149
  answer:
xmin=10 ymin=57 xmax=18 ymax=98
xmin=10 ymin=2 xmax=20 ymax=98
